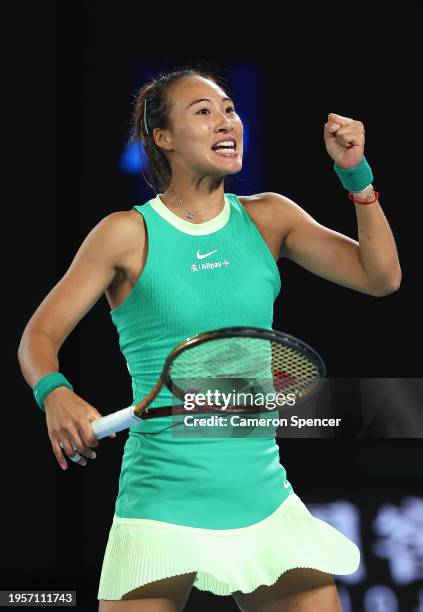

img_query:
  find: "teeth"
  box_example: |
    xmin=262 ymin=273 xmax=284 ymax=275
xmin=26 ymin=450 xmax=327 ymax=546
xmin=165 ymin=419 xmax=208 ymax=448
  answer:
xmin=213 ymin=140 xmax=235 ymax=149
xmin=214 ymin=148 xmax=237 ymax=156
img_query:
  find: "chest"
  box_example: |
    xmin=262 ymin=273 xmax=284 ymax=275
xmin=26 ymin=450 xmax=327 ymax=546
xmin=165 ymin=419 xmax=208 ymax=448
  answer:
xmin=106 ymin=197 xmax=284 ymax=312
xmin=141 ymin=223 xmax=280 ymax=310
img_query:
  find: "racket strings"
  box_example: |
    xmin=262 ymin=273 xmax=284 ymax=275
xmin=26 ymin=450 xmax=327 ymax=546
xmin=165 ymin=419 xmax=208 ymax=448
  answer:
xmin=168 ymin=336 xmax=321 ymax=405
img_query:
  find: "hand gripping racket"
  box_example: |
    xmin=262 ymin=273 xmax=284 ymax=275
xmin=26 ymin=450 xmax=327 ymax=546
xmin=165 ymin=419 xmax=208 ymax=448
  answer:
xmin=91 ymin=326 xmax=326 ymax=440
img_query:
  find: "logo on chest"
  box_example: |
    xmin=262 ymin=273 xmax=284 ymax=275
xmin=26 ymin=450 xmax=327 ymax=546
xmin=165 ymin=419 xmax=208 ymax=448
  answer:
xmin=196 ymin=249 xmax=218 ymax=259
xmin=190 ymin=248 xmax=230 ymax=272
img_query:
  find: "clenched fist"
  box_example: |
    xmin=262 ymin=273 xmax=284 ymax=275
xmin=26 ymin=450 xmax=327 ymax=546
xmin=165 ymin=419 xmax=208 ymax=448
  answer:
xmin=324 ymin=112 xmax=365 ymax=169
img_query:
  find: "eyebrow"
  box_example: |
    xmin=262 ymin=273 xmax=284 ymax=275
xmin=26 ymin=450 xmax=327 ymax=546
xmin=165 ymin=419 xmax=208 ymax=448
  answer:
xmin=187 ymin=96 xmax=233 ymax=108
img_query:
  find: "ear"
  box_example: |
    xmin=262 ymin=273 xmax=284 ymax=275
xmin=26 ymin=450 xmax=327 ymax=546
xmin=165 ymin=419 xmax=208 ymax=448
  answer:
xmin=153 ymin=128 xmax=174 ymax=152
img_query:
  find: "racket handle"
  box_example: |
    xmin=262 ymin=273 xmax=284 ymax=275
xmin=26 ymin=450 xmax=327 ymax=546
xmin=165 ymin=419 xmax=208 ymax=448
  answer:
xmin=91 ymin=406 xmax=142 ymax=440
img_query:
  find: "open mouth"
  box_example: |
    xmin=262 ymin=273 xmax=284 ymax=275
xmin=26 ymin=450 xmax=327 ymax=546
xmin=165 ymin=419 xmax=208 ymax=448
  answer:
xmin=211 ymin=140 xmax=238 ymax=158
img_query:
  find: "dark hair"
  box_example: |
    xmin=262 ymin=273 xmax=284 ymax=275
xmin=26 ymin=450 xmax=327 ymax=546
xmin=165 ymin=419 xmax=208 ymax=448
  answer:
xmin=129 ymin=62 xmax=233 ymax=194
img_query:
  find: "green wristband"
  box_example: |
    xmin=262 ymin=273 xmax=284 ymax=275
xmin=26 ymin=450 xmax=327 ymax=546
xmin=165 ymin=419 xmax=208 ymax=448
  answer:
xmin=333 ymin=156 xmax=374 ymax=192
xmin=33 ymin=372 xmax=74 ymax=413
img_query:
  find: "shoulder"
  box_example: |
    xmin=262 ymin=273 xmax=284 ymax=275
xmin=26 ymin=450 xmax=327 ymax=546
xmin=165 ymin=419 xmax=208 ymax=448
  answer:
xmin=91 ymin=209 xmax=146 ymax=268
xmin=235 ymin=193 xmax=315 ymax=260
xmin=98 ymin=208 xmax=145 ymax=238
xmin=236 ymin=192 xmax=310 ymax=228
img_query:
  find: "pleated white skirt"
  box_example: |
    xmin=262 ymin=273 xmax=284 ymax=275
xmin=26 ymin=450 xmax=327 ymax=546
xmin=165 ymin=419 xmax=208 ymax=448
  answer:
xmin=97 ymin=492 xmax=360 ymax=600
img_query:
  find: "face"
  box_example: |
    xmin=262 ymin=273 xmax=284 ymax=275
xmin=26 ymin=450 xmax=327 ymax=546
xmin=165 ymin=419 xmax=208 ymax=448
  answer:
xmin=154 ymin=75 xmax=243 ymax=178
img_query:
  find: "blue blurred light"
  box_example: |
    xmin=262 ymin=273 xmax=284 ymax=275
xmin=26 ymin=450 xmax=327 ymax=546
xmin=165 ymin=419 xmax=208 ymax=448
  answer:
xmin=119 ymin=141 xmax=147 ymax=175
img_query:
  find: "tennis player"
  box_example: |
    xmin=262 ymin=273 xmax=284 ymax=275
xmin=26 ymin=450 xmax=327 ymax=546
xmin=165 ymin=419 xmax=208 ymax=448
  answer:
xmin=18 ymin=65 xmax=401 ymax=611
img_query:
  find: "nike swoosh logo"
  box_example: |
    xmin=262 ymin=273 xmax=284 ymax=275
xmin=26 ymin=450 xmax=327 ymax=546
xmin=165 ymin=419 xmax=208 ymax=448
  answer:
xmin=283 ymin=480 xmax=290 ymax=489
xmin=196 ymin=249 xmax=218 ymax=260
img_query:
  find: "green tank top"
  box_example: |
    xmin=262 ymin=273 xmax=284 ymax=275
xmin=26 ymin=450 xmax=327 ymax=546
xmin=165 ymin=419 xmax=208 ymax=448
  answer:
xmin=110 ymin=193 xmax=295 ymax=527
xmin=109 ymin=192 xmax=282 ymax=433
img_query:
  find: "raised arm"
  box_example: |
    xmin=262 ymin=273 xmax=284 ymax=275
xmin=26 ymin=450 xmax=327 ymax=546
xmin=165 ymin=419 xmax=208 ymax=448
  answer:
xmin=272 ymin=188 xmax=401 ymax=296
xmin=270 ymin=112 xmax=401 ymax=296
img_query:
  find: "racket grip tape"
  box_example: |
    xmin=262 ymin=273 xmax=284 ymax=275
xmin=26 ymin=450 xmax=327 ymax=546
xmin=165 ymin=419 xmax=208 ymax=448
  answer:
xmin=91 ymin=406 xmax=142 ymax=440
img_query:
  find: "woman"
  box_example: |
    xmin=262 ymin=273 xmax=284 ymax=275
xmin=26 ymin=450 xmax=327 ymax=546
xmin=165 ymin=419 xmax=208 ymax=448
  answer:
xmin=18 ymin=66 xmax=401 ymax=611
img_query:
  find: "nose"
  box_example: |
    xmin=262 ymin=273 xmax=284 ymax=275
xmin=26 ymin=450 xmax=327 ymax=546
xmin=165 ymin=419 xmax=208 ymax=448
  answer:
xmin=216 ymin=110 xmax=233 ymax=131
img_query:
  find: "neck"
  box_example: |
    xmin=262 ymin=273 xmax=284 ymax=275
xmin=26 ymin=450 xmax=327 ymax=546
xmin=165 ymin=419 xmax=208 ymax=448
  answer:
xmin=160 ymin=176 xmax=226 ymax=223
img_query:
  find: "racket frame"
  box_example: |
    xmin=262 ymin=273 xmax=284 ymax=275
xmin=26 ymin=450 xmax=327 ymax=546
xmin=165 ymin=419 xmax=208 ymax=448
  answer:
xmin=160 ymin=326 xmax=326 ymax=413
xmin=92 ymin=326 xmax=326 ymax=439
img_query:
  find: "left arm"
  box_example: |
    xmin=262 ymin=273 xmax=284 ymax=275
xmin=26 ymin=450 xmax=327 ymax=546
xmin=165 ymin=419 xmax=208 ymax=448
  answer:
xmin=274 ymin=112 xmax=401 ymax=297
xmin=274 ymin=187 xmax=401 ymax=297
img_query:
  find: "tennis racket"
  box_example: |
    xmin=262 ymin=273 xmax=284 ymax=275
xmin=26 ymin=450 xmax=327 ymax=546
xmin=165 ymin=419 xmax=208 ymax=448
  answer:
xmin=91 ymin=326 xmax=326 ymax=440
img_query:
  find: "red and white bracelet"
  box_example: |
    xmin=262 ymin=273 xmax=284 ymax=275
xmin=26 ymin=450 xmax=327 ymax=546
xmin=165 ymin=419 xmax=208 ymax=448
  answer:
xmin=348 ymin=189 xmax=380 ymax=205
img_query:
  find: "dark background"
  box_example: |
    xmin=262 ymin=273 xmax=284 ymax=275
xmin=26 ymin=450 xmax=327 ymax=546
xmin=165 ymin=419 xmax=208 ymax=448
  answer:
xmin=3 ymin=2 xmax=422 ymax=610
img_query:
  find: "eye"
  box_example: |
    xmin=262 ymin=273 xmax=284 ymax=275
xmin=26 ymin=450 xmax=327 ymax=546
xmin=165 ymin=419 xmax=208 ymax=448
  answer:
xmin=196 ymin=107 xmax=236 ymax=115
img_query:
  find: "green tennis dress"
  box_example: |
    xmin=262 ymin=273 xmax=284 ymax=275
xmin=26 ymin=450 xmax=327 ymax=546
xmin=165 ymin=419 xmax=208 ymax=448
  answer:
xmin=97 ymin=193 xmax=360 ymax=600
